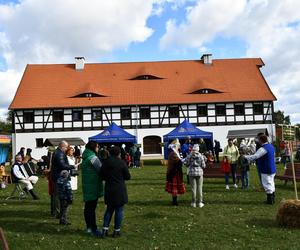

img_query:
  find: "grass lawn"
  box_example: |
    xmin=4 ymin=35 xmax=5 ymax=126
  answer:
xmin=1 ymin=164 xmax=300 ymax=250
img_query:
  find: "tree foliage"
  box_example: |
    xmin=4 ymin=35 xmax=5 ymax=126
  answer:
xmin=273 ymin=110 xmax=291 ymax=125
xmin=0 ymin=111 xmax=12 ymax=134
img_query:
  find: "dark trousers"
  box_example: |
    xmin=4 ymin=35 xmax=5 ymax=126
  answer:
xmin=53 ymin=184 xmax=60 ymax=217
xmin=230 ymin=164 xmax=237 ymax=184
xmin=50 ymin=195 xmax=55 ymax=216
xmin=84 ymin=199 xmax=98 ymax=232
xmin=103 ymin=205 xmax=124 ymax=230
xmin=59 ymin=200 xmax=70 ymax=223
xmin=215 ymin=152 xmax=219 ymax=163
xmin=224 ymin=173 xmax=230 ymax=185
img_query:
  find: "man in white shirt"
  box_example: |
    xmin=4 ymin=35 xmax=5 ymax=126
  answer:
xmin=12 ymin=154 xmax=39 ymax=200
xmin=245 ymin=135 xmax=276 ymax=204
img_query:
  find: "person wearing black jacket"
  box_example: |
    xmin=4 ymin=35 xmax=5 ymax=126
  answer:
xmin=51 ymin=141 xmax=75 ymax=218
xmin=213 ymin=140 xmax=221 ymax=163
xmin=100 ymin=146 xmax=131 ymax=238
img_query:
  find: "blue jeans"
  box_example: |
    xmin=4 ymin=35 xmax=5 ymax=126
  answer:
xmin=230 ymin=164 xmax=237 ymax=184
xmin=241 ymin=170 xmax=249 ymax=188
xmin=224 ymin=173 xmax=230 ymax=185
xmin=103 ymin=205 xmax=124 ymax=230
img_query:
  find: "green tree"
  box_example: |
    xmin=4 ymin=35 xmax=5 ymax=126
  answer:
xmin=273 ymin=110 xmax=291 ymax=125
xmin=0 ymin=110 xmax=12 ymax=134
xmin=296 ymin=124 xmax=300 ymax=140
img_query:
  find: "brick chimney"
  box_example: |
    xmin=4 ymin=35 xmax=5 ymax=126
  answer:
xmin=75 ymin=57 xmax=85 ymax=70
xmin=201 ymin=54 xmax=212 ymax=65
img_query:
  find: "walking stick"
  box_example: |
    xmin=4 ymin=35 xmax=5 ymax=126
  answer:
xmin=288 ymin=141 xmax=298 ymax=200
xmin=0 ymin=227 xmax=10 ymax=250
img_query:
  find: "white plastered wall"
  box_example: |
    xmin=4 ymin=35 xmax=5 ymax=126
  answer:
xmin=12 ymin=123 xmax=275 ymax=160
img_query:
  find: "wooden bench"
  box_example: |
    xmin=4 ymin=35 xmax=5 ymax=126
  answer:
xmin=276 ymin=163 xmax=300 ymax=185
xmin=203 ymin=164 xmax=241 ymax=179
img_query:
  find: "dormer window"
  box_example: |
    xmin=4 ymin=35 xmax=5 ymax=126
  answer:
xmin=71 ymin=92 xmax=106 ymax=98
xmin=130 ymin=74 xmax=163 ymax=80
xmin=190 ymin=88 xmax=221 ymax=94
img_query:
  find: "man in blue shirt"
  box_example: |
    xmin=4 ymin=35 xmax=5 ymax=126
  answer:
xmin=245 ymin=134 xmax=276 ymax=205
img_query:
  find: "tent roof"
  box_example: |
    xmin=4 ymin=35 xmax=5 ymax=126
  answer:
xmin=227 ymin=128 xmax=269 ymax=139
xmin=0 ymin=135 xmax=12 ymax=145
xmin=43 ymin=137 xmax=86 ymax=147
xmin=163 ymin=120 xmax=213 ymax=141
xmin=89 ymin=122 xmax=136 ymax=143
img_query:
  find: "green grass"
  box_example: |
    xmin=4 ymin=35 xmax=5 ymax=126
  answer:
xmin=1 ymin=165 xmax=300 ymax=250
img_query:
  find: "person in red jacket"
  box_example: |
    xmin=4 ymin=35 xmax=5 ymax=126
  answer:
xmin=221 ymin=156 xmax=231 ymax=190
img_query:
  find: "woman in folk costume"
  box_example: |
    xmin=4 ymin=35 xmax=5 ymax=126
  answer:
xmin=165 ymin=139 xmax=186 ymax=206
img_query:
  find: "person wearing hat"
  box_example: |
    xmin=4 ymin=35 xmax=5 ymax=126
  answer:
xmin=244 ymin=134 xmax=276 ymax=204
xmin=185 ymin=144 xmax=206 ymax=207
xmin=57 ymin=170 xmax=73 ymax=225
xmin=165 ymin=139 xmax=186 ymax=206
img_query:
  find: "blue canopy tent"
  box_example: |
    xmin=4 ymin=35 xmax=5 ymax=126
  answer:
xmin=0 ymin=135 xmax=11 ymax=164
xmin=163 ymin=120 xmax=213 ymax=159
xmin=88 ymin=122 xmax=137 ymax=143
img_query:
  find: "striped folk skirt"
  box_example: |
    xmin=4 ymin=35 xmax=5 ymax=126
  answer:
xmin=165 ymin=171 xmax=186 ymax=196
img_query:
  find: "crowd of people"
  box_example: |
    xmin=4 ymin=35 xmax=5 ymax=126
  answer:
xmin=6 ymin=141 xmax=132 ymax=238
xmin=165 ymin=133 xmax=277 ymax=206
xmin=5 ymin=132 xmax=279 ymax=238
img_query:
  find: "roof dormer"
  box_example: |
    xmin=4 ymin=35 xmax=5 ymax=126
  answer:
xmin=189 ymin=88 xmax=222 ymax=94
xmin=71 ymin=92 xmax=106 ymax=98
xmin=129 ymin=74 xmax=163 ymax=80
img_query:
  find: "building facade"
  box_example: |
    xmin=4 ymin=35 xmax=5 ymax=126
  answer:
xmin=9 ymin=55 xmax=276 ymax=159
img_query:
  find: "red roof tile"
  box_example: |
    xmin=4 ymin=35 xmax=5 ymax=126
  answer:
xmin=9 ymin=58 xmax=276 ymax=110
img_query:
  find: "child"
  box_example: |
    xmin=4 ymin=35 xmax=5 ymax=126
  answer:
xmin=238 ymin=150 xmax=250 ymax=189
xmin=221 ymin=156 xmax=231 ymax=190
xmin=57 ymin=170 xmax=73 ymax=225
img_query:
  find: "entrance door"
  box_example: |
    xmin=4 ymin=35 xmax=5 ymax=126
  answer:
xmin=143 ymin=136 xmax=162 ymax=154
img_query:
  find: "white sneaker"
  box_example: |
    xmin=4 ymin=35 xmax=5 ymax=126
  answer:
xmin=199 ymin=202 xmax=204 ymax=208
xmin=233 ymin=184 xmax=238 ymax=189
xmin=226 ymin=185 xmax=229 ymax=190
xmin=191 ymin=202 xmax=196 ymax=207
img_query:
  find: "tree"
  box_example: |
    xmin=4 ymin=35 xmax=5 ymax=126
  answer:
xmin=273 ymin=110 xmax=291 ymax=125
xmin=296 ymin=124 xmax=300 ymax=141
xmin=0 ymin=111 xmax=12 ymax=134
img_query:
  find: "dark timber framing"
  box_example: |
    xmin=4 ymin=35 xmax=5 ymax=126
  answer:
xmin=13 ymin=101 xmax=274 ymax=133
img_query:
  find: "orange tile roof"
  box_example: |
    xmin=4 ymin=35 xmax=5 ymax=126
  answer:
xmin=9 ymin=58 xmax=276 ymax=110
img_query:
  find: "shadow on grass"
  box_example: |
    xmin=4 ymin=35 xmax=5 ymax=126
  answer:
xmin=246 ymin=217 xmax=279 ymax=229
xmin=129 ymin=182 xmax=163 ymax=187
xmin=205 ymin=199 xmax=263 ymax=206
xmin=0 ymin=198 xmax=49 ymax=206
xmin=129 ymin=199 xmax=171 ymax=207
xmin=0 ymin=214 xmax=87 ymax=236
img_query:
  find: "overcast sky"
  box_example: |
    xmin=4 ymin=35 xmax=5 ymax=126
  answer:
xmin=0 ymin=0 xmax=300 ymax=123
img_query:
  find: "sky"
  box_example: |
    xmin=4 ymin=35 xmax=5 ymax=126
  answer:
xmin=0 ymin=0 xmax=300 ymax=123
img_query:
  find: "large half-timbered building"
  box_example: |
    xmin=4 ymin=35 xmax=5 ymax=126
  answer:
xmin=9 ymin=55 xmax=276 ymax=158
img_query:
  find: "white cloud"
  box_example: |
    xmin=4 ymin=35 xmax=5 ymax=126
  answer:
xmin=160 ymin=0 xmax=300 ymax=123
xmin=0 ymin=69 xmax=22 ymax=119
xmin=160 ymin=0 xmax=247 ymax=49
xmin=0 ymin=0 xmax=156 ymax=69
xmin=0 ymin=0 xmax=160 ymax=119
